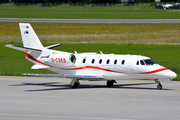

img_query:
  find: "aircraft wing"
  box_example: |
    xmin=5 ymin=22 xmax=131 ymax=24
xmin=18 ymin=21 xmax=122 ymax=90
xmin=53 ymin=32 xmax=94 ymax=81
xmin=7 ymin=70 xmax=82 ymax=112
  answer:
xmin=23 ymin=73 xmax=105 ymax=80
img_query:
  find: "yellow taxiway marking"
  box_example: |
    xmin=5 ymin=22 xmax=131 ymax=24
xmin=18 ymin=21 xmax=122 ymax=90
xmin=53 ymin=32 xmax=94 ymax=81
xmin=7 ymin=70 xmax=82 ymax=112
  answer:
xmin=170 ymin=89 xmax=180 ymax=91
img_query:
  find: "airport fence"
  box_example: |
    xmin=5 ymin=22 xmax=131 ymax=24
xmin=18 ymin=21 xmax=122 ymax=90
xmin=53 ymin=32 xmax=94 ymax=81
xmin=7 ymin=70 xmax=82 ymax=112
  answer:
xmin=0 ymin=2 xmax=160 ymax=8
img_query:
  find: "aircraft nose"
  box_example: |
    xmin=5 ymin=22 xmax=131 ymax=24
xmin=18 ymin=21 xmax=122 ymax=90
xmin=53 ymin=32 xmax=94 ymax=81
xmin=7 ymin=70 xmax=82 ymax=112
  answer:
xmin=161 ymin=69 xmax=177 ymax=79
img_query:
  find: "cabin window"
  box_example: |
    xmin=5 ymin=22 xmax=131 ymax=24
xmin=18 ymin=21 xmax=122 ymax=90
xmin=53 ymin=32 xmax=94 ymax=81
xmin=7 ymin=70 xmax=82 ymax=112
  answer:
xmin=114 ymin=60 xmax=117 ymax=64
xmin=144 ymin=59 xmax=157 ymax=65
xmin=92 ymin=59 xmax=95 ymax=64
xmin=140 ymin=60 xmax=145 ymax=65
xmin=122 ymin=60 xmax=125 ymax=65
xmin=136 ymin=60 xmax=139 ymax=65
xmin=99 ymin=59 xmax=102 ymax=64
xmin=83 ymin=58 xmax=86 ymax=63
xmin=107 ymin=59 xmax=110 ymax=64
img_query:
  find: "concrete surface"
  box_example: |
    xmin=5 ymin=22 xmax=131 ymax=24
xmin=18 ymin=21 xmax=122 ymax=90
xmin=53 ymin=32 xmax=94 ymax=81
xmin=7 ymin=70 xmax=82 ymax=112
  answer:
xmin=0 ymin=76 xmax=180 ymax=120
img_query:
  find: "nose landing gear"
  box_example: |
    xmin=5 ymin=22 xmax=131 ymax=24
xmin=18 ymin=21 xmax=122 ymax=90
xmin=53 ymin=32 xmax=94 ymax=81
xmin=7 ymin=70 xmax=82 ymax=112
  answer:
xmin=155 ymin=79 xmax=162 ymax=90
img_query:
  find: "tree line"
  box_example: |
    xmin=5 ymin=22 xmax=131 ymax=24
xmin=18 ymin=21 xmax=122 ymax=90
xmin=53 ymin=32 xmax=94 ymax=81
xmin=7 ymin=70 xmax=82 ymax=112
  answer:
xmin=1 ymin=0 xmax=179 ymax=3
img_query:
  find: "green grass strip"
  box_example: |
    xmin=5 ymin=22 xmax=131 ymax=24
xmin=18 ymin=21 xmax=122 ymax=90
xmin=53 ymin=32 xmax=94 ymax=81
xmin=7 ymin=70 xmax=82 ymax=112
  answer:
xmin=0 ymin=7 xmax=180 ymax=19
xmin=1 ymin=22 xmax=180 ymax=44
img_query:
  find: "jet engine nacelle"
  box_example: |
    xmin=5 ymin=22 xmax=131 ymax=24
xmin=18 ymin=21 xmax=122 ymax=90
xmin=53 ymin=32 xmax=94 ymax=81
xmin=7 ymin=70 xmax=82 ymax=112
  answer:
xmin=49 ymin=53 xmax=76 ymax=67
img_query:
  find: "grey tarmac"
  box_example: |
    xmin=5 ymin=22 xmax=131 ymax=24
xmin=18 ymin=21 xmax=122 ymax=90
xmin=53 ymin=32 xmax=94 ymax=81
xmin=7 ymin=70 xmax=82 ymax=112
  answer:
xmin=0 ymin=76 xmax=180 ymax=120
xmin=0 ymin=18 xmax=180 ymax=23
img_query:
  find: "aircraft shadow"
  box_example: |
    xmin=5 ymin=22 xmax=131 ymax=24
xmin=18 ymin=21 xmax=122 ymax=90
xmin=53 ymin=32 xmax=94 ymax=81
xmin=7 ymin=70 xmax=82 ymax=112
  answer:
xmin=10 ymin=82 xmax=61 ymax=86
xmin=11 ymin=82 xmax=174 ymax=92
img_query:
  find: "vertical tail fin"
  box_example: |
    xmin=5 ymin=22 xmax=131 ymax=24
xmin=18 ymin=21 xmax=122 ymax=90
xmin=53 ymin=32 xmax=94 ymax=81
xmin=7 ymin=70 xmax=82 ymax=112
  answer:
xmin=19 ymin=23 xmax=44 ymax=50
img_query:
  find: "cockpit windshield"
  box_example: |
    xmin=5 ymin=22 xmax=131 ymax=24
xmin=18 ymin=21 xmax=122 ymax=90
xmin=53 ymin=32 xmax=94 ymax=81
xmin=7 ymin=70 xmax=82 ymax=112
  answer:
xmin=143 ymin=59 xmax=157 ymax=65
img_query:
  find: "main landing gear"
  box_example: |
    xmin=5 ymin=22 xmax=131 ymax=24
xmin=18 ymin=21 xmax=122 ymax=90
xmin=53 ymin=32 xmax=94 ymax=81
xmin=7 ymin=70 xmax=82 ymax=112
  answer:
xmin=70 ymin=78 xmax=80 ymax=88
xmin=107 ymin=80 xmax=117 ymax=87
xmin=155 ymin=79 xmax=162 ymax=90
xmin=70 ymin=79 xmax=117 ymax=88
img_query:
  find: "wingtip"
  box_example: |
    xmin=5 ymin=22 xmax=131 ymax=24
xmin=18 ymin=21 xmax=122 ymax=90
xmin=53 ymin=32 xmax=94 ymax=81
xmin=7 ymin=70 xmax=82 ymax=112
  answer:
xmin=5 ymin=44 xmax=12 ymax=47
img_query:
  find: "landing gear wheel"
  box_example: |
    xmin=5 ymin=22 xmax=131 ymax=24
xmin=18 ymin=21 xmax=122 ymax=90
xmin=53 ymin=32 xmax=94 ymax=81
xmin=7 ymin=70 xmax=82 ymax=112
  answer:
xmin=157 ymin=83 xmax=162 ymax=90
xmin=71 ymin=80 xmax=80 ymax=88
xmin=107 ymin=80 xmax=115 ymax=87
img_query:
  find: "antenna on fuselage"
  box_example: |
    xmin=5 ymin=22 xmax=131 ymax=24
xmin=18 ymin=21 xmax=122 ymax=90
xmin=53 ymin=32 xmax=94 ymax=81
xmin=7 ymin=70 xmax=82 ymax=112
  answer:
xmin=100 ymin=51 xmax=103 ymax=54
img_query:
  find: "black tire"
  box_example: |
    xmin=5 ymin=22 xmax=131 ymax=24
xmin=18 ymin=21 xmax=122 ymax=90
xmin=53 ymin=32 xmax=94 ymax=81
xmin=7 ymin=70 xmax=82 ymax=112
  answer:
xmin=157 ymin=83 xmax=162 ymax=90
xmin=71 ymin=81 xmax=80 ymax=88
xmin=107 ymin=80 xmax=114 ymax=87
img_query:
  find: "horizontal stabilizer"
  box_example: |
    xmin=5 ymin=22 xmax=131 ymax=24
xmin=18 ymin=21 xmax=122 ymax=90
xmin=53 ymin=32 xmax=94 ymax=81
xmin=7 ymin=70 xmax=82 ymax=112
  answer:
xmin=31 ymin=64 xmax=50 ymax=69
xmin=23 ymin=73 xmax=105 ymax=80
xmin=45 ymin=44 xmax=62 ymax=49
xmin=5 ymin=45 xmax=42 ymax=53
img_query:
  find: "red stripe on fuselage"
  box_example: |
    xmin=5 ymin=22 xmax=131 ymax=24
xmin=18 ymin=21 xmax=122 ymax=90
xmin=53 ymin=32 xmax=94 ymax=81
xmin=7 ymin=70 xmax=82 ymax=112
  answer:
xmin=86 ymin=66 xmax=122 ymax=73
xmin=137 ymin=68 xmax=168 ymax=74
xmin=65 ymin=66 xmax=122 ymax=73
xmin=25 ymin=52 xmax=51 ymax=67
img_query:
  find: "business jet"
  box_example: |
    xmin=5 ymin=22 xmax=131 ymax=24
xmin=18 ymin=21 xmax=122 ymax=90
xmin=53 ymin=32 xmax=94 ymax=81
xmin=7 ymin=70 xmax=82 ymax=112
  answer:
xmin=5 ymin=23 xmax=177 ymax=90
xmin=162 ymin=4 xmax=173 ymax=9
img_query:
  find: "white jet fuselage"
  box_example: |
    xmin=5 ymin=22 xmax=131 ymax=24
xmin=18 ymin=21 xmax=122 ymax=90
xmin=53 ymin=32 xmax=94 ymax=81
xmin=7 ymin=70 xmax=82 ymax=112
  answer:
xmin=25 ymin=49 xmax=177 ymax=81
